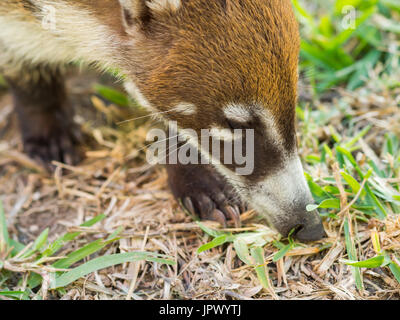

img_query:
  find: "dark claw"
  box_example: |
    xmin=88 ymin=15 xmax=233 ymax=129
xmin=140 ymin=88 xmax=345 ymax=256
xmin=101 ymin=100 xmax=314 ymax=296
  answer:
xmin=210 ymin=209 xmax=227 ymax=227
xmin=183 ymin=197 xmax=195 ymax=215
xmin=238 ymin=203 xmax=247 ymax=213
xmin=198 ymin=194 xmax=215 ymax=219
xmin=224 ymin=205 xmax=241 ymax=228
xmin=232 ymin=205 xmax=240 ymax=215
xmin=231 ymin=206 xmax=242 ymax=227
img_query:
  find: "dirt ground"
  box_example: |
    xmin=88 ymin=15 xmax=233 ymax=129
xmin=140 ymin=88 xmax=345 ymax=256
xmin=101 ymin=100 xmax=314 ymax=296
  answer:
xmin=0 ymin=69 xmax=399 ymax=300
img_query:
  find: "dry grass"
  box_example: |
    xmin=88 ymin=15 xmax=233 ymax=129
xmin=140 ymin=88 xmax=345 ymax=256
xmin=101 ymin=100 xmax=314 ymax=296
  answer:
xmin=0 ymin=70 xmax=399 ymax=300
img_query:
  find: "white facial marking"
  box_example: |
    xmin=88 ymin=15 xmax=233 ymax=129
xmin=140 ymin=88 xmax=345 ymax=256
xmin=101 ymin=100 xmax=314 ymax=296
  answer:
xmin=224 ymin=103 xmax=285 ymax=150
xmin=124 ymin=81 xmax=159 ymax=114
xmin=224 ymin=104 xmax=252 ymax=123
xmin=257 ymin=109 xmax=286 ymax=149
xmin=173 ymin=103 xmax=197 ymax=116
xmin=256 ymin=157 xmax=309 ymax=203
xmin=250 ymin=156 xmax=313 ymax=225
xmin=192 ymin=103 xmax=292 ymax=202
xmin=146 ymin=0 xmax=181 ymax=12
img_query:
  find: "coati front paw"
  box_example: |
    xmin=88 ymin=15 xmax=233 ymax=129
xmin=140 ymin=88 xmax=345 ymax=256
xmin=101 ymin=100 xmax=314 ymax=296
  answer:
xmin=8 ymin=66 xmax=82 ymax=171
xmin=19 ymin=110 xmax=82 ymax=171
xmin=167 ymin=164 xmax=245 ymax=227
xmin=23 ymin=125 xmax=82 ymax=170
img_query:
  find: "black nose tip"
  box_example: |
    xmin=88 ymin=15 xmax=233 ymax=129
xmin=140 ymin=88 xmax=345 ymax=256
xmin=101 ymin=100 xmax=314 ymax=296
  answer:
xmin=275 ymin=209 xmax=326 ymax=242
xmin=294 ymin=220 xmax=326 ymax=242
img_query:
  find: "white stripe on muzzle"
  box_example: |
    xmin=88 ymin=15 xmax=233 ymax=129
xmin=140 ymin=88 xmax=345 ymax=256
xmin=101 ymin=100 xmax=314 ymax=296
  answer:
xmin=248 ymin=156 xmax=313 ymax=227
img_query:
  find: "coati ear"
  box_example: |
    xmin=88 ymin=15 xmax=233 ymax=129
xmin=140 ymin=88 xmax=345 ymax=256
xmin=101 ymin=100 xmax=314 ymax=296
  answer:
xmin=145 ymin=0 xmax=182 ymax=13
xmin=119 ymin=0 xmax=181 ymax=30
xmin=119 ymin=0 xmax=149 ymax=30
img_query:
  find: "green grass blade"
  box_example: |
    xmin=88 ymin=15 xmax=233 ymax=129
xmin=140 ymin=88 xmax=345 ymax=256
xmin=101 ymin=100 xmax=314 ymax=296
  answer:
xmin=94 ymin=84 xmax=130 ymax=107
xmin=305 ymin=173 xmax=332 ymax=201
xmin=52 ymin=239 xmax=108 ymax=269
xmin=337 ymin=147 xmax=387 ymax=218
xmin=9 ymin=239 xmax=25 ymax=256
xmin=292 ymin=0 xmax=316 ymax=28
xmin=21 ymin=228 xmax=49 ymax=259
xmin=347 ymin=50 xmax=381 ymax=90
xmin=197 ymin=235 xmax=228 ymax=253
xmin=233 ymin=239 xmax=252 ymax=265
xmin=27 ymin=215 xmax=108 ymax=288
xmin=50 ymin=252 xmax=175 ymax=289
xmin=33 ymin=228 xmax=49 ymax=251
xmin=389 ymin=262 xmax=400 ymax=283
xmin=341 ymin=255 xmax=385 ymax=268
xmin=0 ymin=291 xmax=29 ymax=300
xmin=273 ymin=243 xmax=293 ymax=262
xmin=341 ymin=171 xmax=366 ymax=197
xmin=307 ymin=198 xmax=341 ymax=211
xmin=250 ymin=247 xmax=271 ymax=290
xmin=0 ymin=200 xmax=10 ymax=253
xmin=344 ymin=126 xmax=372 ymax=149
xmin=196 ymin=222 xmax=226 ymax=238
xmin=344 ymin=218 xmax=364 ymax=291
xmin=41 ymin=214 xmax=106 ymax=258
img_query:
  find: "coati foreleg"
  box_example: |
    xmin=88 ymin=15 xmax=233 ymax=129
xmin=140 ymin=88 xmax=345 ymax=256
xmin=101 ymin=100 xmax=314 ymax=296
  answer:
xmin=5 ymin=65 xmax=82 ymax=169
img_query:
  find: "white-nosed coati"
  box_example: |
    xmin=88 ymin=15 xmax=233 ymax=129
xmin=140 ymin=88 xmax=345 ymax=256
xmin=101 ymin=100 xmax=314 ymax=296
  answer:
xmin=0 ymin=0 xmax=325 ymax=241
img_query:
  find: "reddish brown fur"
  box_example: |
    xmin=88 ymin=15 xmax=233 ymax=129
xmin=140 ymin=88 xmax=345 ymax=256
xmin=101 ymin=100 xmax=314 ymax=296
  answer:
xmin=122 ymin=0 xmax=300 ymax=148
xmin=105 ymin=0 xmax=301 ymax=183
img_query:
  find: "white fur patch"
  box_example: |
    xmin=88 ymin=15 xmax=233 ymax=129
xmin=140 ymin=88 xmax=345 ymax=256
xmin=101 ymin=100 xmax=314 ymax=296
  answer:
xmin=146 ymin=0 xmax=181 ymax=12
xmin=173 ymin=103 xmax=197 ymax=115
xmin=257 ymin=109 xmax=285 ymax=148
xmin=224 ymin=103 xmax=285 ymax=150
xmin=256 ymin=157 xmax=309 ymax=203
xmin=224 ymin=104 xmax=252 ymax=123
xmin=119 ymin=0 xmax=141 ymax=15
xmin=249 ymin=156 xmax=313 ymax=225
xmin=124 ymin=85 xmax=196 ymax=117
xmin=124 ymin=81 xmax=158 ymax=114
xmin=0 ymin=1 xmax=120 ymax=72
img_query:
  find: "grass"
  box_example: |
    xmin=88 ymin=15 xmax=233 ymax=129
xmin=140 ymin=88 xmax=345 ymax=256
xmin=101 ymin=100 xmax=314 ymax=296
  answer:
xmin=194 ymin=79 xmax=400 ymax=294
xmin=0 ymin=0 xmax=399 ymax=300
xmin=0 ymin=207 xmax=175 ymax=300
xmin=295 ymin=0 xmax=400 ymax=93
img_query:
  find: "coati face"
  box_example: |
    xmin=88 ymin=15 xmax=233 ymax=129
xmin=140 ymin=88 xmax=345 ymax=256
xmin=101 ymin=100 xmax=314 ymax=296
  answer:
xmin=119 ymin=0 xmax=325 ymax=241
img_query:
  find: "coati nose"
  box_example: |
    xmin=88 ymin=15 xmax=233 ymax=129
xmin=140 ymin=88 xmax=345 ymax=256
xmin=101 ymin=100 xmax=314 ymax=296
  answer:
xmin=288 ymin=210 xmax=326 ymax=242
xmin=294 ymin=220 xmax=326 ymax=242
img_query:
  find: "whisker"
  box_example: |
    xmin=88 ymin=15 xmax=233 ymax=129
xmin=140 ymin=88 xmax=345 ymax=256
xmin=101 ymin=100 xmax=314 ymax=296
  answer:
xmin=117 ymin=109 xmax=177 ymax=125
xmin=117 ymin=104 xmax=195 ymax=126
xmin=158 ymin=141 xmax=188 ymax=163
xmin=136 ymin=134 xmax=180 ymax=154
